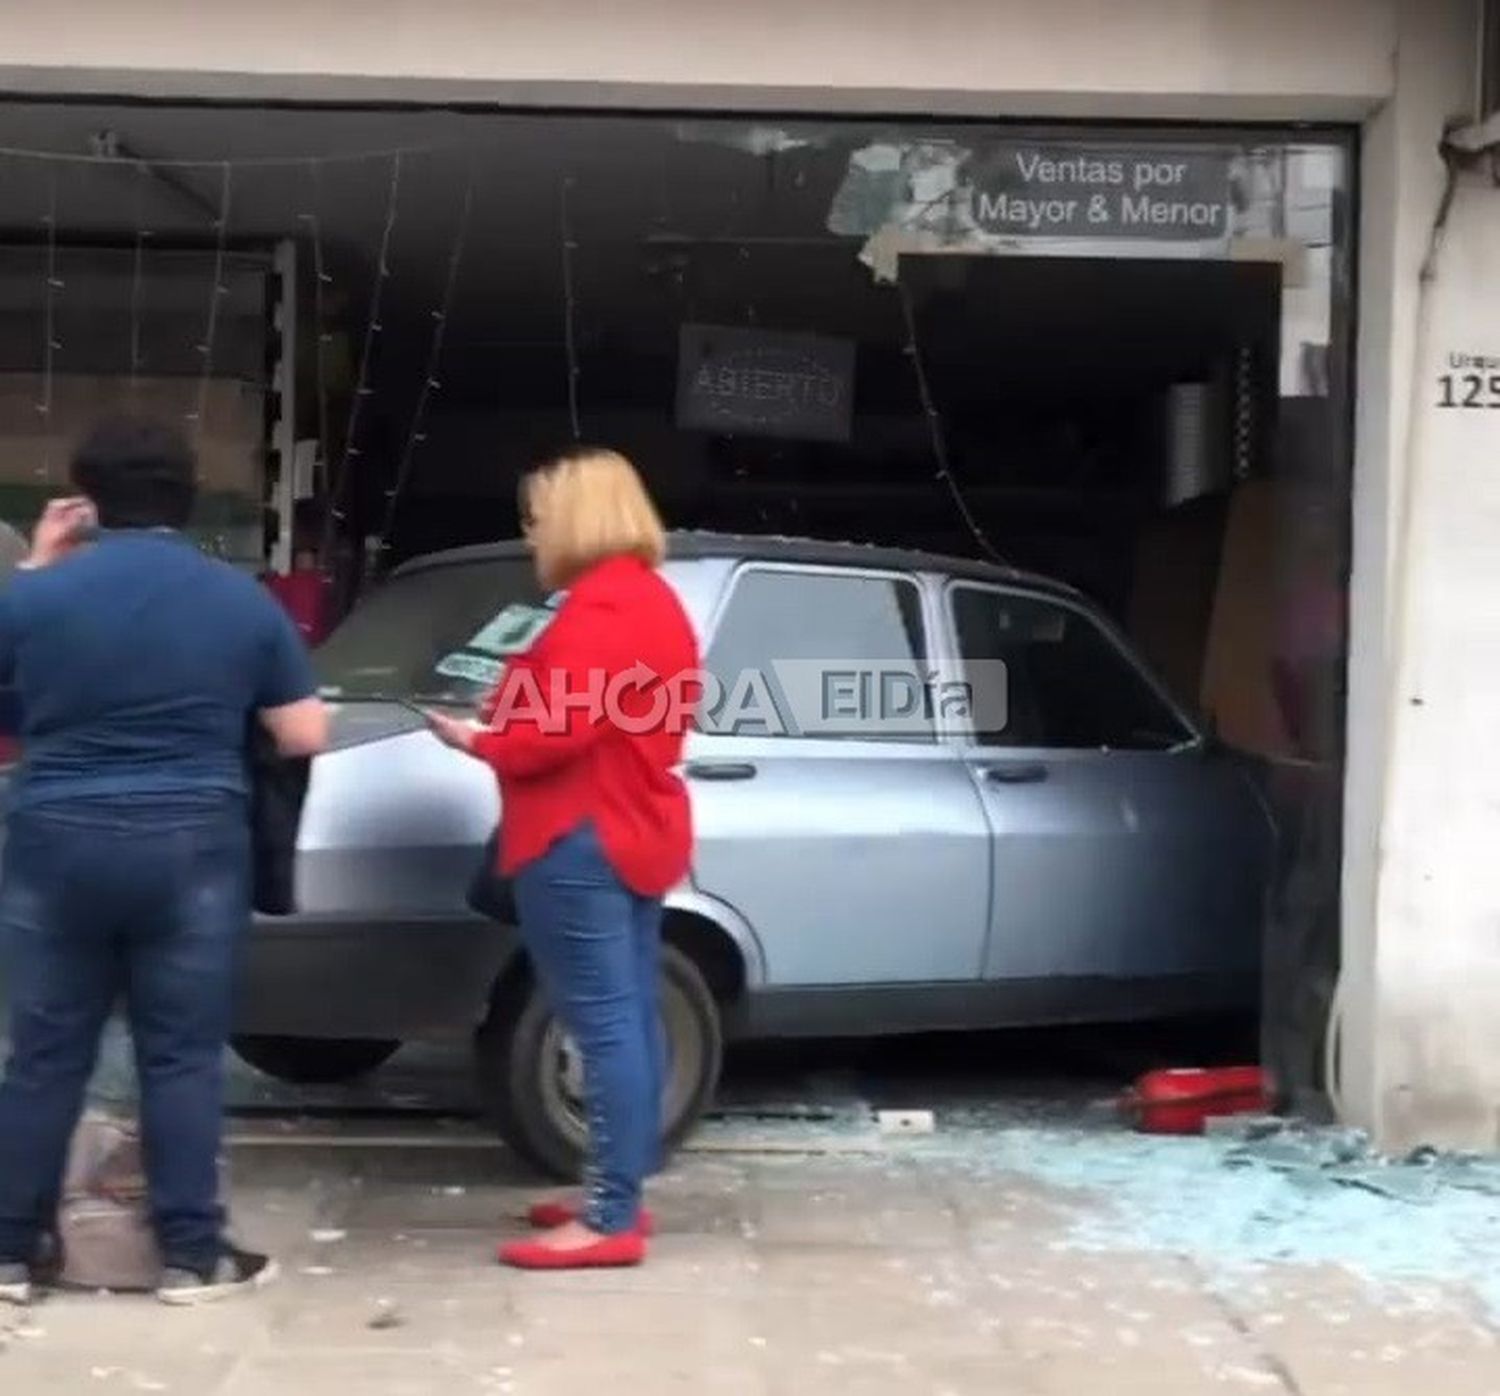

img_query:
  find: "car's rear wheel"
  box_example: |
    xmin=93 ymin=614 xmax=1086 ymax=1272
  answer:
xmin=474 ymin=945 xmax=723 ymax=1181
xmin=231 ymin=1035 xmax=402 ymax=1085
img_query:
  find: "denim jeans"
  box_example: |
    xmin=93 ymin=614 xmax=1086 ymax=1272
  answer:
xmin=0 ymin=794 xmax=250 ymax=1274
xmin=513 ymin=822 xmax=665 ymax=1235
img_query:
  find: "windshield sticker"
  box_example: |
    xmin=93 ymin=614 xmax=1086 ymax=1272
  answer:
xmin=434 ymin=603 xmax=556 ymax=686
xmin=434 ymin=652 xmax=506 ymax=686
xmin=468 ymin=604 xmax=556 ymax=655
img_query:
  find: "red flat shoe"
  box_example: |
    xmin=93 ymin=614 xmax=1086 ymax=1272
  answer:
xmin=498 ymin=1232 xmax=646 ymax=1271
xmin=527 ymin=1201 xmax=656 ymax=1236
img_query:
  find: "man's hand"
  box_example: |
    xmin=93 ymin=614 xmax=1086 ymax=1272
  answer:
xmin=424 ymin=710 xmax=479 ymax=754
xmin=25 ymin=497 xmax=97 ymax=569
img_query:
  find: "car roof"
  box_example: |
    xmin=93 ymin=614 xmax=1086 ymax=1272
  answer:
xmin=393 ymin=530 xmax=1084 ymax=602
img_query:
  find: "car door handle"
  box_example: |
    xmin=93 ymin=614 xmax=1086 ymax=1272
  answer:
xmin=684 ymin=761 xmax=758 ymax=782
xmin=982 ymin=763 xmax=1048 ymax=785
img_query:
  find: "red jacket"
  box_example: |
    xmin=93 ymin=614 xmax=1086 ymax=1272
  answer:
xmin=473 ymin=555 xmax=698 ymax=897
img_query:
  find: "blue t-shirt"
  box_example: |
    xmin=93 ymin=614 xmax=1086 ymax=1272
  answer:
xmin=0 ymin=531 xmax=317 ymax=810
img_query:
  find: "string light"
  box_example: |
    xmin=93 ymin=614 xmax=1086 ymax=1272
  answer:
xmin=559 ymin=176 xmax=581 ymax=441
xmin=321 ymin=151 xmax=403 ymax=566
xmin=37 ymin=172 xmax=60 ymax=482
xmin=1234 ymin=345 xmax=1254 ymax=481
xmin=300 ymin=160 xmax=334 ymax=503
xmin=190 ymin=163 xmax=233 ymax=443
xmin=740 ymin=244 xmax=756 ymax=327
xmin=895 ymin=278 xmax=1005 ymax=565
xmin=377 ymin=170 xmax=474 ymax=557
xmin=129 ymin=162 xmax=150 ymax=391
xmin=0 ymin=140 xmax=450 ymax=171
xmin=8 ymin=145 xmax=1002 ymax=573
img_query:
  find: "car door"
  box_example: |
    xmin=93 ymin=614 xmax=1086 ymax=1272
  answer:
xmin=946 ymin=582 xmax=1270 ymax=996
xmin=686 ymin=563 xmax=991 ymax=987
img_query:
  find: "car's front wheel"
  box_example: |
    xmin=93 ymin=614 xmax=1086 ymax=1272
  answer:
xmin=231 ymin=1034 xmax=402 ymax=1085
xmin=474 ymin=945 xmax=723 ymax=1181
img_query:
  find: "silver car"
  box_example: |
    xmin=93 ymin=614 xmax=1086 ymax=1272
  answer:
xmin=230 ymin=532 xmax=1275 ymax=1178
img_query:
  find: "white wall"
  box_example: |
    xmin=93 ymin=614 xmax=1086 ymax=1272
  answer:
xmin=1341 ymin=0 xmax=1484 ymax=1148
xmin=0 ymin=0 xmax=1395 ymax=118
xmin=1369 ymin=175 xmax=1500 ymax=1152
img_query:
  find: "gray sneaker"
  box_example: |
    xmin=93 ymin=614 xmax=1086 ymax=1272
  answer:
xmin=156 ymin=1246 xmax=278 ymax=1306
xmin=0 ymin=1261 xmax=31 ymax=1306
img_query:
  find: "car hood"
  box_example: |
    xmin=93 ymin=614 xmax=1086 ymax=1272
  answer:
xmin=323 ymin=700 xmax=430 ymax=752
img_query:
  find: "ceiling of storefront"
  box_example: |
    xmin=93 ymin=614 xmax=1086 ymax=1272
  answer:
xmin=0 ymin=100 xmax=1275 ymax=406
xmin=0 ymin=98 xmax=1291 ymax=603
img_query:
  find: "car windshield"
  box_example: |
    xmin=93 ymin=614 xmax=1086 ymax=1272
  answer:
xmin=314 ymin=557 xmax=550 ymax=704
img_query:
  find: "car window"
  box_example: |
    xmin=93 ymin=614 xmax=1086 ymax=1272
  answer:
xmin=316 ymin=558 xmax=544 ymax=702
xmin=704 ymin=567 xmax=932 ymax=742
xmin=950 ymin=586 xmax=1192 ymax=751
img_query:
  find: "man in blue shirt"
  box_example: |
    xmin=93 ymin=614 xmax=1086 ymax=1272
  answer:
xmin=0 ymin=417 xmax=328 ymax=1306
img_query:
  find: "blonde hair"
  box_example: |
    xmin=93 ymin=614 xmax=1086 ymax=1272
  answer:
xmin=522 ymin=447 xmax=666 ymax=590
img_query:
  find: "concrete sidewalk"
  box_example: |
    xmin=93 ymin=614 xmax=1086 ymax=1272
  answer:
xmin=1 ymin=1127 xmax=1497 ymax=1396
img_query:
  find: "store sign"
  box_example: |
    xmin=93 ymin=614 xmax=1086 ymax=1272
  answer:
xmin=971 ymin=145 xmax=1232 ymax=242
xmin=676 ymin=324 xmax=854 ymax=442
xmin=1436 ymin=350 xmax=1500 ymax=409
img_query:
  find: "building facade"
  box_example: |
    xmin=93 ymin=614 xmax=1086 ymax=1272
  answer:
xmin=1 ymin=0 xmax=1496 ymax=1149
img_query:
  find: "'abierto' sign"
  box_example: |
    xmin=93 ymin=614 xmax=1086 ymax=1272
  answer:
xmin=677 ymin=324 xmax=855 ymax=442
xmin=972 ymin=145 xmax=1232 ymax=242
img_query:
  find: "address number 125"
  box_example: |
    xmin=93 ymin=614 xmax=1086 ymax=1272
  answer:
xmin=1437 ymin=373 xmax=1500 ymax=408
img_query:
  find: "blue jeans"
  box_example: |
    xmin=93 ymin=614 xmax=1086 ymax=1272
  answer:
xmin=0 ymin=795 xmax=250 ymax=1274
xmin=513 ymin=822 xmax=665 ymax=1236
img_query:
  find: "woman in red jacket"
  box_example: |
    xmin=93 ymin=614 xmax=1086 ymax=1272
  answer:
xmin=427 ymin=447 xmax=698 ymax=1271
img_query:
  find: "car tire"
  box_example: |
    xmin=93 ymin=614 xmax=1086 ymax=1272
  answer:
xmin=474 ymin=944 xmax=723 ymax=1182
xmin=230 ymin=1035 xmax=402 ymax=1085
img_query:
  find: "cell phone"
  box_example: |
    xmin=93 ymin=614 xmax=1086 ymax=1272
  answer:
xmin=52 ymin=500 xmax=99 ymax=547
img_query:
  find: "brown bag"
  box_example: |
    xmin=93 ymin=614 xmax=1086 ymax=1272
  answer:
xmin=55 ymin=1113 xmax=161 ymax=1292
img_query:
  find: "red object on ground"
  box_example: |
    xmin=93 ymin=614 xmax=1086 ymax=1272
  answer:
xmin=264 ymin=568 xmax=333 ymax=647
xmin=1122 ymin=1066 xmax=1270 ymax=1136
